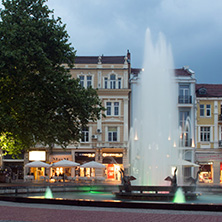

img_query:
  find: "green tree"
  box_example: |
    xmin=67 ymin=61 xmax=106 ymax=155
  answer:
xmin=0 ymin=0 xmax=104 ymax=156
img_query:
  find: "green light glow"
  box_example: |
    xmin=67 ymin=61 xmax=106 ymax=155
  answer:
xmin=89 ymin=191 xmax=107 ymax=194
xmin=44 ymin=186 xmax=53 ymax=199
xmin=173 ymin=188 xmax=185 ymax=203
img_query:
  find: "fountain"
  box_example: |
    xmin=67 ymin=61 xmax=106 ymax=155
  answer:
xmin=115 ymin=29 xmax=199 ymax=201
xmin=130 ymin=28 xmax=179 ymax=186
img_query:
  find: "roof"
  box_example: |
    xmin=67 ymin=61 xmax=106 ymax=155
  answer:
xmin=131 ymin=68 xmax=142 ymax=75
xmin=175 ymin=67 xmax=194 ymax=77
xmin=131 ymin=67 xmax=194 ymax=77
xmin=74 ymin=56 xmax=126 ymax=64
xmin=196 ymin=84 xmax=222 ymax=97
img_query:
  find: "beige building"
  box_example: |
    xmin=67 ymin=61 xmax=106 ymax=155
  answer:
xmin=195 ymin=84 xmax=222 ymax=185
xmin=24 ymin=52 xmax=131 ymax=183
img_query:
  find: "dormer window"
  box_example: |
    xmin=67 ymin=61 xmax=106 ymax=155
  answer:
xmin=199 ymin=88 xmax=207 ymax=95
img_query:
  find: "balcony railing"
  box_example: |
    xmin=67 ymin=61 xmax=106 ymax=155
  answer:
xmin=180 ymin=138 xmax=193 ymax=147
xmin=178 ymin=95 xmax=192 ymax=104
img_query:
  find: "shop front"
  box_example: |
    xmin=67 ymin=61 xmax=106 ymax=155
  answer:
xmin=75 ymin=152 xmax=95 ymax=177
xmin=196 ymin=152 xmax=222 ymax=184
xmin=27 ymin=151 xmax=47 ymax=180
xmin=3 ymin=153 xmax=24 ymax=180
xmin=198 ymin=163 xmax=213 ymax=183
xmin=49 ymin=152 xmax=72 ymax=178
xmin=102 ymin=152 xmax=123 ymax=181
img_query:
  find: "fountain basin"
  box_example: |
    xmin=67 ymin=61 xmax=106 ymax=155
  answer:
xmin=115 ymin=185 xmax=200 ymax=201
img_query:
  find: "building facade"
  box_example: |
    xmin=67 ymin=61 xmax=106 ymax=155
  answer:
xmin=23 ymin=52 xmax=131 ymax=182
xmin=195 ymin=84 xmax=222 ymax=185
xmin=130 ymin=66 xmax=197 ymax=183
xmin=175 ymin=67 xmax=196 ymax=181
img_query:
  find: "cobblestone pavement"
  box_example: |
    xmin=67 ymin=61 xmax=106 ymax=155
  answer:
xmin=0 ymin=201 xmax=222 ymax=222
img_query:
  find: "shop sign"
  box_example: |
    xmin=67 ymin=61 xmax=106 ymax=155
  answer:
xmin=75 ymin=152 xmax=95 ymax=158
xmin=196 ymin=153 xmax=222 ymax=161
xmin=29 ymin=151 xmax=46 ymax=161
xmin=107 ymin=164 xmax=115 ymax=179
xmin=49 ymin=155 xmax=72 ymax=162
xmin=102 ymin=152 xmax=123 ymax=164
xmin=102 ymin=153 xmax=123 ymax=158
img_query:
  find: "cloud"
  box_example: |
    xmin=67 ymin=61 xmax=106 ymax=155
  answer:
xmin=1 ymin=0 xmax=221 ymax=83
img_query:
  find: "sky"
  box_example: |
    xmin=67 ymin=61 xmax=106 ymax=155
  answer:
xmin=2 ymin=0 xmax=222 ymax=83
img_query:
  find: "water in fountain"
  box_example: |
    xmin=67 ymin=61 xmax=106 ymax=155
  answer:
xmin=173 ymin=187 xmax=186 ymax=203
xmin=130 ymin=29 xmax=179 ymax=186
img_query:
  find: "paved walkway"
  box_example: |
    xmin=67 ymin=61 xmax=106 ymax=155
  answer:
xmin=0 ymin=201 xmax=222 ymax=222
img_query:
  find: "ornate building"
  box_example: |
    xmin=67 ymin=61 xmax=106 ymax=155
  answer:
xmin=195 ymin=84 xmax=222 ymax=184
xmin=23 ymin=52 xmax=131 ymax=182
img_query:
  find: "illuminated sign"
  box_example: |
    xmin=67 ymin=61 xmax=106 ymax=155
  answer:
xmin=75 ymin=152 xmax=95 ymax=157
xmin=29 ymin=151 xmax=46 ymax=161
xmin=102 ymin=153 xmax=123 ymax=157
xmin=107 ymin=164 xmax=115 ymax=179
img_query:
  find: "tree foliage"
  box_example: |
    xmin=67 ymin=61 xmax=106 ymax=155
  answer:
xmin=0 ymin=0 xmax=105 ymax=156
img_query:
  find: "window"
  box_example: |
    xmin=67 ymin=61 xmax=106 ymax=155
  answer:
xmin=81 ymin=127 xmax=89 ymax=142
xmin=106 ymin=101 xmax=120 ymax=116
xmin=114 ymin=102 xmax=119 ymax=116
xmin=79 ymin=76 xmax=84 ymax=88
xmin=198 ymin=88 xmax=207 ymax=95
xmin=200 ymin=104 xmax=205 ymax=117
xmin=87 ymin=76 xmax=92 ymax=88
xmin=106 ymin=102 xmax=111 ymax=116
xmin=108 ymin=127 xmax=117 ymax=142
xmin=179 ymin=85 xmax=190 ymax=103
xmin=206 ymin=104 xmax=211 ymax=117
xmin=200 ymin=127 xmax=210 ymax=142
xmin=110 ymin=75 xmax=116 ymax=89
xmin=104 ymin=74 xmax=122 ymax=89
xmin=104 ymin=78 xmax=108 ymax=89
xmin=78 ymin=75 xmax=92 ymax=88
xmin=200 ymin=104 xmax=211 ymax=117
xmin=179 ymin=111 xmax=189 ymax=127
xmin=118 ymin=78 xmax=122 ymax=89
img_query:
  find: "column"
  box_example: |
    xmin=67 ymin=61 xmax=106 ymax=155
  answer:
xmin=123 ymin=98 xmax=128 ymax=142
xmin=213 ymin=161 xmax=220 ymax=185
xmin=214 ymin=101 xmax=218 ymax=148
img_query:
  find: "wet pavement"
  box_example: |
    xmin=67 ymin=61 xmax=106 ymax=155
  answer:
xmin=0 ymin=200 xmax=222 ymax=222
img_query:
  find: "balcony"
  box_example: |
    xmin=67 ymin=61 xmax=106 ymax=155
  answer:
xmin=178 ymin=95 xmax=192 ymax=104
xmin=180 ymin=138 xmax=193 ymax=147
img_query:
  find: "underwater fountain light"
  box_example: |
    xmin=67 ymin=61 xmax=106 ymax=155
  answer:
xmin=44 ymin=186 xmax=53 ymax=199
xmin=173 ymin=187 xmax=186 ymax=203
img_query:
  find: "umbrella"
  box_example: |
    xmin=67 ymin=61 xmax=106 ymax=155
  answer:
xmin=51 ymin=159 xmax=79 ymax=167
xmin=171 ymin=159 xmax=199 ymax=167
xmin=25 ymin=161 xmax=50 ymax=168
xmin=80 ymin=161 xmax=105 ymax=168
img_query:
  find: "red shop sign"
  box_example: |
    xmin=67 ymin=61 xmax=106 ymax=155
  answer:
xmin=107 ymin=164 xmax=115 ymax=179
